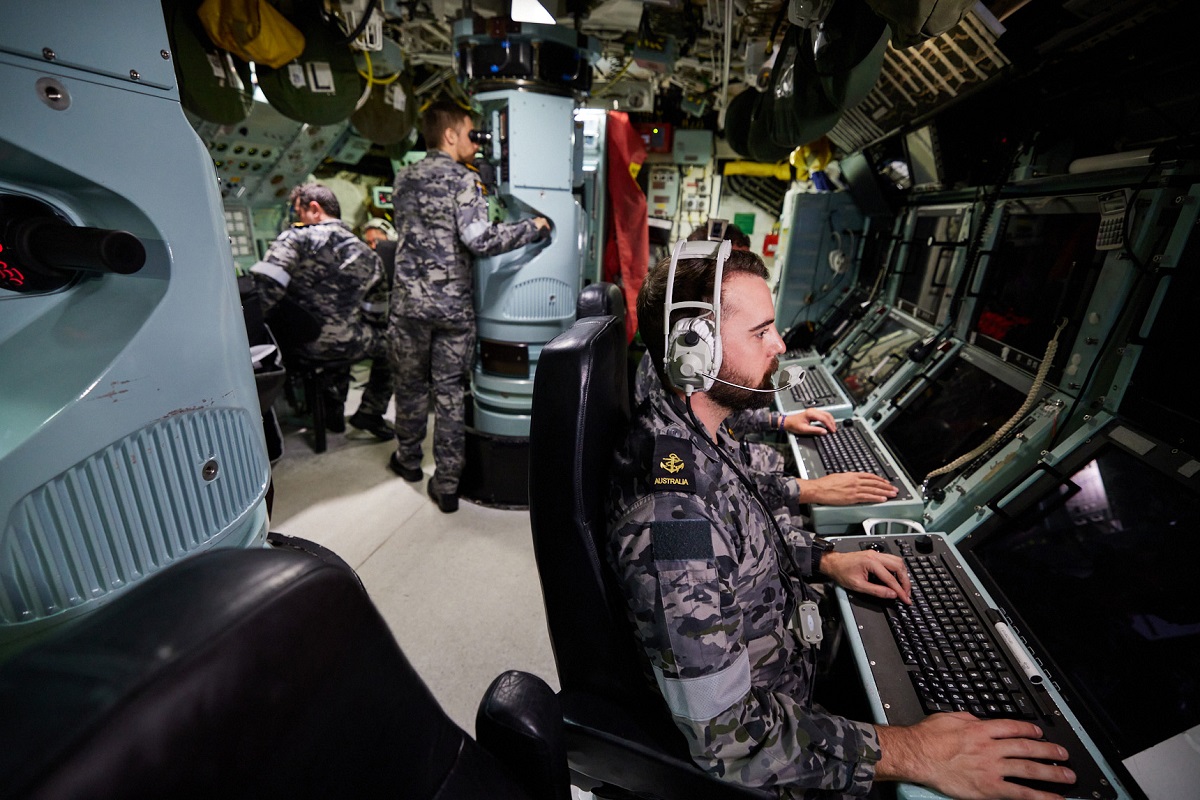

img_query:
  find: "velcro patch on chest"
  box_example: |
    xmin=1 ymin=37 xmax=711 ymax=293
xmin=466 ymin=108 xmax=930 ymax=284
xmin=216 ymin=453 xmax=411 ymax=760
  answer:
xmin=651 ymin=519 xmax=713 ymax=561
xmin=650 ymin=435 xmax=697 ymax=493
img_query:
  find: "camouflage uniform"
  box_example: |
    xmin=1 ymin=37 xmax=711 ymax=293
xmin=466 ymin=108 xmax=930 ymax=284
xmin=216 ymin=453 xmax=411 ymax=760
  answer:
xmin=251 ymin=219 xmax=382 ymax=406
xmin=389 ymin=150 xmax=542 ymax=493
xmin=607 ymin=390 xmax=881 ymax=797
xmin=634 ymin=352 xmax=796 ymax=506
xmin=355 ymin=239 xmax=396 ymax=418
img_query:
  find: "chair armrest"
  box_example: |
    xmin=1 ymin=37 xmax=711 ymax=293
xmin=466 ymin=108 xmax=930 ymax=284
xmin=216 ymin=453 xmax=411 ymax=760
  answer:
xmin=476 ymin=670 xmax=571 ymax=800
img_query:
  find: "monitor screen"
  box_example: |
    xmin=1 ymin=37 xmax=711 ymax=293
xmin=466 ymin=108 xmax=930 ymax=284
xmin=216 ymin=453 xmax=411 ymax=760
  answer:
xmin=877 ymin=352 xmax=1026 ymax=486
xmin=834 ymin=316 xmax=921 ymax=403
xmin=960 ymin=433 xmax=1200 ymax=775
xmin=969 ymin=205 xmax=1103 ymax=383
xmin=810 ymin=224 xmax=895 ymax=354
xmin=904 ymin=125 xmax=942 ymax=190
xmin=894 ymin=209 xmax=966 ymax=325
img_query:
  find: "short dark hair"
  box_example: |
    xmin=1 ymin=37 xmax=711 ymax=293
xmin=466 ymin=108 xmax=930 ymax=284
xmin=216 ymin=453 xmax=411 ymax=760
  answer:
xmin=290 ymin=183 xmax=340 ymax=218
xmin=637 ymin=248 xmax=769 ymax=386
xmin=421 ymin=99 xmax=472 ymax=149
xmin=686 ymin=219 xmax=752 ymax=250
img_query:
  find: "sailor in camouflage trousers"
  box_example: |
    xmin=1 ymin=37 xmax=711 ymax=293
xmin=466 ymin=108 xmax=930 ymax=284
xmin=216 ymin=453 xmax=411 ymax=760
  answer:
xmin=387 ymin=100 xmax=548 ymax=511
xmin=251 ymin=184 xmax=382 ymax=424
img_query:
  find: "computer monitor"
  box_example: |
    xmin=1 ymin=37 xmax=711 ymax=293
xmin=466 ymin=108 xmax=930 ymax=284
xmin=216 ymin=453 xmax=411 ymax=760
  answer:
xmin=808 ymin=221 xmax=895 ymax=354
xmin=968 ymin=198 xmax=1103 ymax=385
xmin=893 ymin=206 xmax=968 ymax=326
xmin=877 ymin=350 xmax=1027 ymax=490
xmin=957 ymin=422 xmax=1200 ymax=800
xmin=832 ymin=314 xmax=922 ymax=403
xmin=904 ymin=125 xmax=943 ymax=191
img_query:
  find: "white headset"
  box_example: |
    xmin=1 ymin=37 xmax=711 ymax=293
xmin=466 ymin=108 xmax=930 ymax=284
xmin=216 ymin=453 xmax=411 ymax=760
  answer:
xmin=663 ymin=238 xmax=731 ymax=394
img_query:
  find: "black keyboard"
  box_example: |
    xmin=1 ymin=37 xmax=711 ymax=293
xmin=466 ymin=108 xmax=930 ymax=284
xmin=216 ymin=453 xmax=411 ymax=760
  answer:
xmin=839 ymin=534 xmax=1119 ymax=799
xmin=789 ymin=370 xmax=838 ymax=405
xmin=890 ymin=554 xmax=1037 ymax=719
xmin=813 ymin=423 xmax=888 ymax=477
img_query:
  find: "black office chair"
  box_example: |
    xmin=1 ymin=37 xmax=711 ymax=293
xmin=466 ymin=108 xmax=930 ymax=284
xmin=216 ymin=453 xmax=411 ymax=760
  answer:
xmin=0 ymin=543 xmax=570 ymax=800
xmin=528 ymin=313 xmax=773 ymax=799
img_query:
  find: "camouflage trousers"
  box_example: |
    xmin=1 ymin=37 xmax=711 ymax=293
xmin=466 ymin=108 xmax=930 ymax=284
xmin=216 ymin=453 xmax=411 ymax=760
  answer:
xmin=388 ymin=316 xmax=474 ymax=494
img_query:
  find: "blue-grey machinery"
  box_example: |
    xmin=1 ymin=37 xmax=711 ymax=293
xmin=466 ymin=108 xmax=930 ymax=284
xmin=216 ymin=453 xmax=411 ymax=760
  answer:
xmin=0 ymin=0 xmax=271 ymax=658
xmin=453 ymin=18 xmax=598 ymax=504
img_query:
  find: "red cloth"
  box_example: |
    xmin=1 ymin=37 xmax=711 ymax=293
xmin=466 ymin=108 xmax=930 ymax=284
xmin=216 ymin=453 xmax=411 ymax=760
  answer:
xmin=602 ymin=111 xmax=649 ymax=342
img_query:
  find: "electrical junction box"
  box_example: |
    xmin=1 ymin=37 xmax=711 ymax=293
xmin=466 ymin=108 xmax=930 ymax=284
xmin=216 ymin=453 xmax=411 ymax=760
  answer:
xmin=673 ymin=129 xmax=713 ymax=165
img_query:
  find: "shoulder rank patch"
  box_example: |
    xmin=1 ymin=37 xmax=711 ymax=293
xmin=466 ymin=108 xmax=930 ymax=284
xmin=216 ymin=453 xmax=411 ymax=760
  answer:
xmin=651 ymin=519 xmax=713 ymax=561
xmin=650 ymin=434 xmax=697 ymax=493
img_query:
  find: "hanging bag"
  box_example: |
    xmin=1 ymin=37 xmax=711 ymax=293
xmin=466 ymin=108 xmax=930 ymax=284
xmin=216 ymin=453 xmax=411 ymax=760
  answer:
xmin=197 ymin=0 xmax=306 ymax=68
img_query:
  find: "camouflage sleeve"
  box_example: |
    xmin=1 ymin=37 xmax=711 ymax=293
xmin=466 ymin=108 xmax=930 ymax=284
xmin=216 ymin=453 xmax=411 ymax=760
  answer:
xmin=249 ymin=230 xmax=301 ymax=313
xmin=753 ymin=470 xmax=801 ymax=515
xmin=726 ymin=408 xmax=775 ymax=437
xmin=610 ymin=493 xmax=881 ymax=795
xmin=453 ymin=173 xmax=541 ymax=256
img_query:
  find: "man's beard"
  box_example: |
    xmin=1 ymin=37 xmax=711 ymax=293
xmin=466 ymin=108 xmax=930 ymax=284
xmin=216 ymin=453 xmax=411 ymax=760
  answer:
xmin=706 ymin=356 xmax=780 ymax=412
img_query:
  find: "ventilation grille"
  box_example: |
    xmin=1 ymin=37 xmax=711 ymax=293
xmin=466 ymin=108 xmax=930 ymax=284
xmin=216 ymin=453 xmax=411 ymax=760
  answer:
xmin=0 ymin=408 xmax=269 ymax=625
xmin=503 ymin=277 xmax=576 ymax=321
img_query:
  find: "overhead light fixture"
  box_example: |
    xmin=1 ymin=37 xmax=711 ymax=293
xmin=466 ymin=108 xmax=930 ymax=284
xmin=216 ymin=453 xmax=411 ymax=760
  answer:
xmin=511 ymin=0 xmax=556 ymax=24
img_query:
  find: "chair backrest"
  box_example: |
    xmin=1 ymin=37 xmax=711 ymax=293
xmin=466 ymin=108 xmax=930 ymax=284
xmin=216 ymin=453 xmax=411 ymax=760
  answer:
xmin=575 ymin=281 xmax=626 ymax=322
xmin=0 ymin=546 xmax=560 ymax=800
xmin=528 ymin=314 xmax=655 ymax=708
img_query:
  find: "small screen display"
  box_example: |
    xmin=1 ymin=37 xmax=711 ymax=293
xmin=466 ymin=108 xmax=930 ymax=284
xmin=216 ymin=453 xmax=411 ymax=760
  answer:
xmin=834 ymin=316 xmax=921 ymax=403
xmin=895 ymin=210 xmax=965 ymax=325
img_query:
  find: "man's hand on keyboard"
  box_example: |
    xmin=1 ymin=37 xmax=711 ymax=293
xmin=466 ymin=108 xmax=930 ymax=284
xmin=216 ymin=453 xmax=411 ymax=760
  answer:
xmin=797 ymin=472 xmax=899 ymax=505
xmin=783 ymin=408 xmax=838 ymax=435
xmin=874 ymin=713 xmax=1077 ymax=800
xmin=819 ymin=549 xmax=912 ymax=604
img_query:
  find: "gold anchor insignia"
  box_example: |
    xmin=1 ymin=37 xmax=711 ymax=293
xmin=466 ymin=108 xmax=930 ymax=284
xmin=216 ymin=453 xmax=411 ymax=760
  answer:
xmin=659 ymin=453 xmax=686 ymax=474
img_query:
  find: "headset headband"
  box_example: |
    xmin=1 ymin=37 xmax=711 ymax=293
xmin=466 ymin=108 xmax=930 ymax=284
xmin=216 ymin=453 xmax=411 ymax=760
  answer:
xmin=662 ymin=238 xmax=733 ymax=385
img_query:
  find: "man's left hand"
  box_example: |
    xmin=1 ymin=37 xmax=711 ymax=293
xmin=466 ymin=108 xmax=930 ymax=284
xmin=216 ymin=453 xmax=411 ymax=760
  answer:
xmin=819 ymin=549 xmax=912 ymax=604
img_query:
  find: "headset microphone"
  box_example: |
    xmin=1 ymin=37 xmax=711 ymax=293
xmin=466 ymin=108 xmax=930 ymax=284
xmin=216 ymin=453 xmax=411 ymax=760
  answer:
xmin=695 ymin=365 xmax=806 ymax=394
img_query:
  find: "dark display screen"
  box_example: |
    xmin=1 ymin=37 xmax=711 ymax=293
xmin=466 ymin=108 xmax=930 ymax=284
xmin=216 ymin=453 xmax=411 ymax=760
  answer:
xmin=969 ymin=210 xmax=1102 ymax=382
xmin=877 ymin=353 xmax=1025 ymax=484
xmin=834 ymin=316 xmax=921 ymax=403
xmin=964 ymin=440 xmax=1200 ymax=762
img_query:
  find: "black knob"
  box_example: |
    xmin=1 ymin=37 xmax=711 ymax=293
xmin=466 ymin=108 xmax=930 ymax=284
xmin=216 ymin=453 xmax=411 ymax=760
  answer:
xmin=914 ymin=534 xmax=934 ymax=554
xmin=14 ymin=217 xmax=145 ymax=275
xmin=682 ymin=330 xmax=701 ymax=346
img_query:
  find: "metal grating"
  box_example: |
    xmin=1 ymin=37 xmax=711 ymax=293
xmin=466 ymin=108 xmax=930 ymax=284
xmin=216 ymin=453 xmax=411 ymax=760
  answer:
xmin=0 ymin=407 xmax=270 ymax=625
xmin=502 ymin=277 xmax=577 ymax=321
xmin=827 ymin=9 xmax=1011 ymax=155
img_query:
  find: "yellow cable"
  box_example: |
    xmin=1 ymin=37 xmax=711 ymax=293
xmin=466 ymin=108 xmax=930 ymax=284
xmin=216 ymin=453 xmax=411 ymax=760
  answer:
xmin=356 ymin=48 xmax=402 ymax=86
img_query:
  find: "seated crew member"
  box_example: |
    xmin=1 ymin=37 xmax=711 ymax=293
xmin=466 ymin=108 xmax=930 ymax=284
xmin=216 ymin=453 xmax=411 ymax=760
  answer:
xmin=606 ymin=246 xmax=1077 ymax=798
xmin=251 ymin=184 xmax=383 ymax=432
xmin=633 ymin=221 xmax=896 ymax=511
xmin=347 ymin=218 xmax=398 ymax=441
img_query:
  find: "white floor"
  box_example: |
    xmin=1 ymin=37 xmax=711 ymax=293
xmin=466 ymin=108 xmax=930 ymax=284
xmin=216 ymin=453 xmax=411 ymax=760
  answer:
xmin=266 ymin=367 xmax=592 ymax=797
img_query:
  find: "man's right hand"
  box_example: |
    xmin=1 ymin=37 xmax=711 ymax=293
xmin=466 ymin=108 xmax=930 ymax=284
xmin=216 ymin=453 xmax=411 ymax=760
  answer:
xmin=533 ymin=216 xmax=550 ymax=231
xmin=875 ymin=713 xmax=1076 ymax=800
xmin=797 ymin=472 xmax=898 ymax=506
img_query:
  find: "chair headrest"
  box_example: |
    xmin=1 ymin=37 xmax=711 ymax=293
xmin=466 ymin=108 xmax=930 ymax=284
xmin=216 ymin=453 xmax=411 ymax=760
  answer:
xmin=575 ymin=282 xmax=625 ymax=322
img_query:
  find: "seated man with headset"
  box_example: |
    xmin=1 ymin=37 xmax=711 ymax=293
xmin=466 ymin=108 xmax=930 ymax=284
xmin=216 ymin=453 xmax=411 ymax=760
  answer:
xmin=633 ymin=220 xmax=896 ymax=513
xmin=605 ymin=241 xmax=1078 ymax=797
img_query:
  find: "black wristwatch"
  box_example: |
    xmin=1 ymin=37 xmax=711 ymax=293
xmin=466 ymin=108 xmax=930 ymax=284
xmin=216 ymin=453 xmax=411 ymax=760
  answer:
xmin=810 ymin=536 xmax=835 ymax=576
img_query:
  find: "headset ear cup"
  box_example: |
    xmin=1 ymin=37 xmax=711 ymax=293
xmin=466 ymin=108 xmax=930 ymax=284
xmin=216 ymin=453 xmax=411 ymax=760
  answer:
xmin=667 ymin=317 xmax=717 ymax=391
